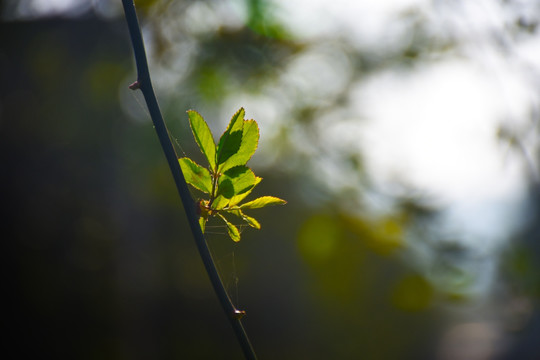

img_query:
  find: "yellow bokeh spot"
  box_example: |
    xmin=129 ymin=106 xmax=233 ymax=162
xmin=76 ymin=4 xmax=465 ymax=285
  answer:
xmin=391 ymin=274 xmax=433 ymax=312
xmin=297 ymin=215 xmax=340 ymax=263
xmin=370 ymin=218 xmax=404 ymax=255
xmin=345 ymin=215 xmax=404 ymax=256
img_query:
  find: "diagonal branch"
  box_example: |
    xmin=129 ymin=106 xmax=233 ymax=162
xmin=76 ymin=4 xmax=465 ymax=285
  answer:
xmin=120 ymin=1 xmax=257 ymax=359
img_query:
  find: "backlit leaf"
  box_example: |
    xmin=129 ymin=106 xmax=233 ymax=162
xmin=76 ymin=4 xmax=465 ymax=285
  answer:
xmin=182 ymin=107 xmax=286 ymax=242
xmin=228 ymin=177 xmax=262 ymax=207
xmin=227 ymin=209 xmax=261 ymax=229
xmin=218 ymin=213 xmax=241 ymax=242
xmin=199 ymin=216 xmax=207 ymax=233
xmin=217 ymin=166 xmax=256 ymax=199
xmin=217 ymin=178 xmax=235 ymax=199
xmin=217 ymin=108 xmax=244 ymax=167
xmin=220 ymin=119 xmax=259 ymax=172
xmin=210 ymin=195 xmax=229 ymax=211
xmin=188 ymin=110 xmax=216 ymax=170
xmin=179 ymin=157 xmax=212 ymax=194
xmin=240 ymin=196 xmax=287 ymax=209
xmin=211 ymin=175 xmax=260 ymax=211
xmin=242 ymin=213 xmax=261 ymax=229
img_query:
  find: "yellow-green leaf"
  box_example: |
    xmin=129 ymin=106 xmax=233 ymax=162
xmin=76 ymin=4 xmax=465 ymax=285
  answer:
xmin=199 ymin=216 xmax=207 ymax=233
xmin=210 ymin=195 xmax=230 ymax=211
xmin=217 ymin=108 xmax=244 ymax=167
xmin=188 ymin=110 xmax=216 ymax=170
xmin=228 ymin=177 xmax=262 ymax=207
xmin=220 ymin=119 xmax=259 ymax=172
xmin=227 ymin=209 xmax=261 ymax=229
xmin=179 ymin=157 xmax=212 ymax=194
xmin=218 ymin=213 xmax=241 ymax=242
xmin=240 ymin=196 xmax=287 ymax=209
xmin=217 ymin=166 xmax=256 ymax=199
xmin=242 ymin=213 xmax=261 ymax=229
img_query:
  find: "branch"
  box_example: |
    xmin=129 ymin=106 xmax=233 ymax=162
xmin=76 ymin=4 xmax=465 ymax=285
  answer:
xmin=120 ymin=1 xmax=257 ymax=359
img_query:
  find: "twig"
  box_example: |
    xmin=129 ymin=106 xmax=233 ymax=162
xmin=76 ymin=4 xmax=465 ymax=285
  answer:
xmin=120 ymin=1 xmax=257 ymax=359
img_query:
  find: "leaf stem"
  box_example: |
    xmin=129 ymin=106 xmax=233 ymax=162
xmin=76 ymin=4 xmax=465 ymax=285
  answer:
xmin=208 ymin=169 xmax=219 ymax=208
xmin=120 ymin=1 xmax=257 ymax=359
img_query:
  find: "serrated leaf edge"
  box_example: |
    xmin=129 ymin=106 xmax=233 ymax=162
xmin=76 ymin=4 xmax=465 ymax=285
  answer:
xmin=187 ymin=110 xmax=217 ymax=170
xmin=178 ymin=157 xmax=212 ymax=194
xmin=240 ymin=196 xmax=287 ymax=209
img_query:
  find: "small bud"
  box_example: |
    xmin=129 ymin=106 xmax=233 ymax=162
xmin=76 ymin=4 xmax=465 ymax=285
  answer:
xmin=198 ymin=200 xmax=210 ymax=218
xmin=232 ymin=309 xmax=246 ymax=320
xmin=128 ymin=80 xmax=140 ymax=90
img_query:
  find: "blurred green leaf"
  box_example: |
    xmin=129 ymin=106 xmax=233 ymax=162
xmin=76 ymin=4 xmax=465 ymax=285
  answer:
xmin=391 ymin=274 xmax=433 ymax=312
xmin=246 ymin=0 xmax=289 ymax=39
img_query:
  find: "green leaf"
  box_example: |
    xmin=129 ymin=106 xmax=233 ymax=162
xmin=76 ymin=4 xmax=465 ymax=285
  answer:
xmin=199 ymin=216 xmax=207 ymax=233
xmin=179 ymin=157 xmax=212 ymax=194
xmin=216 ymin=178 xmax=235 ymax=199
xmin=216 ymin=108 xmax=245 ymax=167
xmin=220 ymin=119 xmax=259 ymax=172
xmin=227 ymin=209 xmax=261 ymax=229
xmin=217 ymin=166 xmax=256 ymax=199
xmin=228 ymin=176 xmax=262 ymax=207
xmin=209 ymin=170 xmax=257 ymax=210
xmin=240 ymin=196 xmax=287 ymax=209
xmin=218 ymin=213 xmax=241 ymax=242
xmin=210 ymin=195 xmax=229 ymax=211
xmin=188 ymin=110 xmax=216 ymax=170
xmin=182 ymin=107 xmax=286 ymax=241
xmin=242 ymin=213 xmax=261 ymax=229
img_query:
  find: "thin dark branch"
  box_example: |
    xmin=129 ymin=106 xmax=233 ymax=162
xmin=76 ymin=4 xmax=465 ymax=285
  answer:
xmin=120 ymin=1 xmax=257 ymax=359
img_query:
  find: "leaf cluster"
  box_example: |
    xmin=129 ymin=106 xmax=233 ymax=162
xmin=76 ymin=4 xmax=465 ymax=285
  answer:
xmin=179 ymin=108 xmax=286 ymax=242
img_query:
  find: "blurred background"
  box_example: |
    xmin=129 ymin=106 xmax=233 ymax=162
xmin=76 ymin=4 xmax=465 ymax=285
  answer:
xmin=2 ymin=0 xmax=539 ymax=359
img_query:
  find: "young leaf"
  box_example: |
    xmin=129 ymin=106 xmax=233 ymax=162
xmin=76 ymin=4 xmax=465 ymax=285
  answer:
xmin=218 ymin=213 xmax=241 ymax=242
xmin=216 ymin=108 xmax=245 ymax=167
xmin=227 ymin=209 xmax=261 ymax=229
xmin=179 ymin=157 xmax=212 ymax=194
xmin=199 ymin=216 xmax=207 ymax=233
xmin=216 ymin=178 xmax=235 ymax=199
xmin=228 ymin=176 xmax=262 ymax=207
xmin=188 ymin=110 xmax=216 ymax=170
xmin=240 ymin=196 xmax=287 ymax=209
xmin=210 ymin=194 xmax=230 ymax=211
xmin=220 ymin=119 xmax=259 ymax=172
xmin=182 ymin=107 xmax=286 ymax=243
xmin=217 ymin=166 xmax=257 ymax=199
xmin=241 ymin=213 xmax=261 ymax=229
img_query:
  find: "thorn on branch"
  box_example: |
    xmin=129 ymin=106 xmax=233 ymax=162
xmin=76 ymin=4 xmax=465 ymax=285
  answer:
xmin=232 ymin=309 xmax=246 ymax=320
xmin=129 ymin=80 xmax=140 ymax=90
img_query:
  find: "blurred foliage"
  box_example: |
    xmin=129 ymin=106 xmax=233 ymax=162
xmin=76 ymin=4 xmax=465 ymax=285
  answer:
xmin=501 ymin=187 xmax=540 ymax=301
